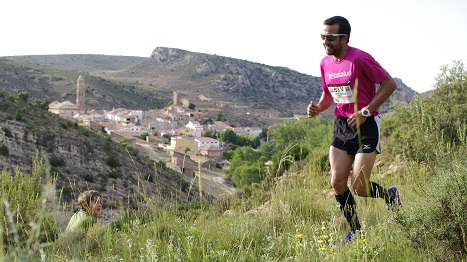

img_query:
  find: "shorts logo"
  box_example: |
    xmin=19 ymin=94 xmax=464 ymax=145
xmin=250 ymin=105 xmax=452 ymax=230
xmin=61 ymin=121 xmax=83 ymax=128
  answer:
xmin=362 ymin=144 xmax=371 ymax=150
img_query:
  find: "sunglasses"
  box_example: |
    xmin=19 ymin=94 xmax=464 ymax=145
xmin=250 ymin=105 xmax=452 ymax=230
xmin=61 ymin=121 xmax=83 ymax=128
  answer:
xmin=320 ymin=34 xmax=346 ymax=41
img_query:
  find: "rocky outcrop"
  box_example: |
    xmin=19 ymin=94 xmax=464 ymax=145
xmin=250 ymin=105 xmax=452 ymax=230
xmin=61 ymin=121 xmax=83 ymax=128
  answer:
xmin=140 ymin=47 xmax=416 ymax=117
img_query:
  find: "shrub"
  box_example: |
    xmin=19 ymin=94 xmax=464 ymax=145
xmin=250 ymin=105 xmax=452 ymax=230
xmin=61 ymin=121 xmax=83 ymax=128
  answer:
xmin=400 ymin=162 xmax=467 ymax=261
xmin=15 ymin=112 xmax=22 ymax=121
xmin=107 ymin=154 xmax=121 ymax=168
xmin=17 ymin=91 xmax=30 ymax=102
xmin=2 ymin=127 xmax=12 ymax=137
xmin=83 ymin=173 xmax=94 ymax=182
xmin=0 ymin=144 xmax=9 ymax=156
xmin=145 ymin=173 xmax=154 ymax=182
xmin=107 ymin=171 xmax=120 ymax=179
xmin=138 ymin=132 xmax=148 ymax=140
xmin=49 ymin=154 xmax=65 ymax=167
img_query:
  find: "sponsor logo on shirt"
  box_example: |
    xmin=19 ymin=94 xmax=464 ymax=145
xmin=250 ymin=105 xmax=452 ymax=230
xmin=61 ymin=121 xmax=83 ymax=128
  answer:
xmin=329 ymin=70 xmax=352 ymax=80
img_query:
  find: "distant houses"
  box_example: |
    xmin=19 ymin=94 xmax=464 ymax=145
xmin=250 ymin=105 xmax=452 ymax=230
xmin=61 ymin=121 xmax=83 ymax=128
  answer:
xmin=48 ymin=78 xmax=268 ymax=174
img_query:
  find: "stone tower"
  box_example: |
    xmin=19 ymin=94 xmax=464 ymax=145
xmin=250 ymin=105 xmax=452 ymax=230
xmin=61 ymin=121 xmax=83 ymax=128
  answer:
xmin=76 ymin=75 xmax=85 ymax=111
xmin=173 ymin=91 xmax=179 ymax=105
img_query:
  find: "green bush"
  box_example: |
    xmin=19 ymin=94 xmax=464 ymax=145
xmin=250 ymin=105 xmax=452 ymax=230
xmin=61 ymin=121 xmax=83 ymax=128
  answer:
xmin=0 ymin=144 xmax=9 ymax=156
xmin=2 ymin=127 xmax=12 ymax=138
xmin=107 ymin=154 xmax=121 ymax=168
xmin=17 ymin=91 xmax=30 ymax=102
xmin=50 ymin=154 xmax=65 ymax=167
xmin=15 ymin=112 xmax=22 ymax=121
xmin=83 ymin=173 xmax=94 ymax=182
xmin=107 ymin=171 xmax=120 ymax=179
xmin=138 ymin=132 xmax=148 ymax=140
xmin=399 ymin=162 xmax=467 ymax=261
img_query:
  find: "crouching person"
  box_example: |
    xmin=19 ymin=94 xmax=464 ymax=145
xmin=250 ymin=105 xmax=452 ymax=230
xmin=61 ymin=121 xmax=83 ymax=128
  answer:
xmin=57 ymin=190 xmax=105 ymax=259
xmin=66 ymin=190 xmax=102 ymax=232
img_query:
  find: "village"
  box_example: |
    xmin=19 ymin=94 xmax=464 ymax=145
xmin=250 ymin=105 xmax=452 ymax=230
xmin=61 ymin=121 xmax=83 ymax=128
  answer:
xmin=47 ymin=76 xmax=268 ymax=177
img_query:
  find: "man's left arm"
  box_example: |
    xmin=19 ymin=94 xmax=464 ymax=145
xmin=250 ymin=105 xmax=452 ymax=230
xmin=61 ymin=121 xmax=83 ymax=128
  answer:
xmin=347 ymin=75 xmax=397 ymax=128
xmin=365 ymin=75 xmax=397 ymax=113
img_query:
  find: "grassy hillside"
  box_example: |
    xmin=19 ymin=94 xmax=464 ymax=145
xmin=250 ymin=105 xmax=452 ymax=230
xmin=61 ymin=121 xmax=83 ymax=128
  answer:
xmin=4 ymin=54 xmax=146 ymax=72
xmin=1 ymin=62 xmax=465 ymax=261
xmin=0 ymin=58 xmax=170 ymax=110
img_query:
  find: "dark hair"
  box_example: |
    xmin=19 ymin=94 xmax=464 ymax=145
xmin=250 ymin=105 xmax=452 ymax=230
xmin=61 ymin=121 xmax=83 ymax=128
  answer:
xmin=77 ymin=190 xmax=101 ymax=211
xmin=324 ymin=16 xmax=351 ymax=43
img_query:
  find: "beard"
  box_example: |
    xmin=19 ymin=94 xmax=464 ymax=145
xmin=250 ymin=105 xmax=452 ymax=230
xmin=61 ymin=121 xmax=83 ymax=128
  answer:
xmin=324 ymin=43 xmax=342 ymax=56
xmin=324 ymin=44 xmax=336 ymax=55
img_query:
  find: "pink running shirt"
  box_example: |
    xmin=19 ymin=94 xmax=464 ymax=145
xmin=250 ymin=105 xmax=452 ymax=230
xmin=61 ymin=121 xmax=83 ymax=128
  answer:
xmin=320 ymin=46 xmax=389 ymax=117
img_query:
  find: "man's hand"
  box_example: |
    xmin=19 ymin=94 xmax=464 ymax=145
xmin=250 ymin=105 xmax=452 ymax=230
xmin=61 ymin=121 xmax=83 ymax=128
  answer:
xmin=347 ymin=111 xmax=367 ymax=128
xmin=307 ymin=101 xmax=320 ymax=118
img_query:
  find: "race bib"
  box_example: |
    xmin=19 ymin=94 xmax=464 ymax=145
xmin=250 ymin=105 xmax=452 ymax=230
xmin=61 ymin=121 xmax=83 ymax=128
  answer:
xmin=328 ymin=83 xmax=355 ymax=104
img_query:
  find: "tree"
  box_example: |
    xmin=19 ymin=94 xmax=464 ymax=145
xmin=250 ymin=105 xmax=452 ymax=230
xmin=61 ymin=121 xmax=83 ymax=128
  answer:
xmin=188 ymin=103 xmax=196 ymax=110
xmin=138 ymin=132 xmax=148 ymax=140
xmin=216 ymin=112 xmax=223 ymax=121
xmin=204 ymin=117 xmax=214 ymax=124
xmin=229 ymin=146 xmax=266 ymax=186
xmin=219 ymin=129 xmax=236 ymax=144
xmin=184 ymin=147 xmax=191 ymax=154
xmin=232 ymin=164 xmax=265 ymax=186
xmin=204 ymin=129 xmax=218 ymax=138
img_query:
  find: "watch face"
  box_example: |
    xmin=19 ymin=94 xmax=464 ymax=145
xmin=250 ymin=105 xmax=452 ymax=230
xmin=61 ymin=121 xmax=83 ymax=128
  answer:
xmin=362 ymin=108 xmax=370 ymax=117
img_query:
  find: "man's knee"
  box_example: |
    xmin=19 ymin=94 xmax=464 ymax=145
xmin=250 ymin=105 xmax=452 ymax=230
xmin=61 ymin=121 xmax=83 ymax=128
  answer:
xmin=331 ymin=175 xmax=349 ymax=194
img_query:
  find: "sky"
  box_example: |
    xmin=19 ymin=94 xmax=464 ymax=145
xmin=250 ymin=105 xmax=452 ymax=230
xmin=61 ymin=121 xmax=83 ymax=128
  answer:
xmin=2 ymin=0 xmax=466 ymax=93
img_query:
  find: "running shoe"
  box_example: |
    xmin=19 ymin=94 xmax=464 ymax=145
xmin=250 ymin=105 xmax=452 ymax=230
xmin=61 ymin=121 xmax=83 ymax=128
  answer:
xmin=345 ymin=230 xmax=356 ymax=243
xmin=386 ymin=186 xmax=403 ymax=210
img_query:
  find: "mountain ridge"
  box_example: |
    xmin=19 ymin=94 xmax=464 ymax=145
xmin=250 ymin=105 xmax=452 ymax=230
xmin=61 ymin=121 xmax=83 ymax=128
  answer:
xmin=2 ymin=47 xmax=417 ymax=126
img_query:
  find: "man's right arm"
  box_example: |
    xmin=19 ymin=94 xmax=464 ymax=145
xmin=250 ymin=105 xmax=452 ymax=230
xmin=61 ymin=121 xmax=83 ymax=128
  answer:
xmin=308 ymin=91 xmax=333 ymax=118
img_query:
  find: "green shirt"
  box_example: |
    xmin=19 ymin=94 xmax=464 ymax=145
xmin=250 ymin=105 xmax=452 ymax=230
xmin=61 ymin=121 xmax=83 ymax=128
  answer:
xmin=65 ymin=210 xmax=95 ymax=233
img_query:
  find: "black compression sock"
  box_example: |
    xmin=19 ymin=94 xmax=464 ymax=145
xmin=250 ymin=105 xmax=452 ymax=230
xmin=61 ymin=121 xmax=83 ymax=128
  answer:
xmin=369 ymin=181 xmax=389 ymax=199
xmin=335 ymin=189 xmax=361 ymax=231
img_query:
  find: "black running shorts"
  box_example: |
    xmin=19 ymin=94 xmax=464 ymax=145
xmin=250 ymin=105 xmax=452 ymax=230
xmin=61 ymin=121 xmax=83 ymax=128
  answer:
xmin=331 ymin=116 xmax=381 ymax=155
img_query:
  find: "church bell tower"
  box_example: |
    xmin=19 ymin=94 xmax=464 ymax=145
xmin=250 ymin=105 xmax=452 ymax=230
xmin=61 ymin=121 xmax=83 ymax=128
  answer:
xmin=76 ymin=75 xmax=85 ymax=111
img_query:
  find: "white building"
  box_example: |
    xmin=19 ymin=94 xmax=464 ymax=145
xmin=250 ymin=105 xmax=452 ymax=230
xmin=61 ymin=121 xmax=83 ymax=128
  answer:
xmin=186 ymin=121 xmax=203 ymax=137
xmin=194 ymin=136 xmax=220 ymax=149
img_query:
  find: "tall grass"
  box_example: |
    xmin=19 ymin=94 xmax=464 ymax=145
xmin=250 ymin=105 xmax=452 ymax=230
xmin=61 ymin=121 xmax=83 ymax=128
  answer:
xmin=2 ymin=128 xmax=466 ymax=261
xmin=2 ymin=150 xmax=457 ymax=261
xmin=1 ymin=151 xmax=60 ymax=261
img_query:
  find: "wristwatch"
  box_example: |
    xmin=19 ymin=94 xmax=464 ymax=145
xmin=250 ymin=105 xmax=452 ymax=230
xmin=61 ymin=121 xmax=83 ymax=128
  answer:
xmin=361 ymin=107 xmax=371 ymax=117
